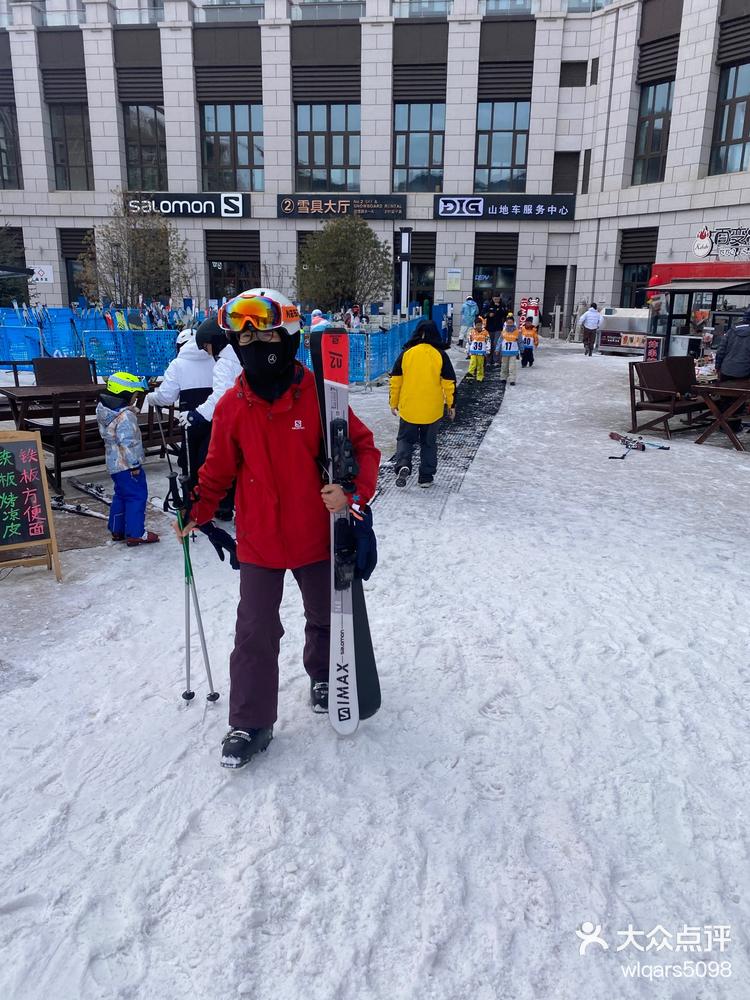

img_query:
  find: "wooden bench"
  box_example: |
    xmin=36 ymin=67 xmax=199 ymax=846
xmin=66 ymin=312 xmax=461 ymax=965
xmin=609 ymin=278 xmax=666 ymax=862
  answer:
xmin=629 ymin=359 xmax=709 ymax=438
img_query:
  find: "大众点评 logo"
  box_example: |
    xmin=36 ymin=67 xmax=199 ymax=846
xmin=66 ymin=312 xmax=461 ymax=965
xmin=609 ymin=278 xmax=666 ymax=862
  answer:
xmin=693 ymin=226 xmax=713 ymax=258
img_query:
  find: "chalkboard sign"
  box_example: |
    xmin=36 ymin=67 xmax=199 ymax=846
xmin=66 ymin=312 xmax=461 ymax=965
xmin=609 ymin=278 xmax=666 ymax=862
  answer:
xmin=0 ymin=431 xmax=61 ymax=581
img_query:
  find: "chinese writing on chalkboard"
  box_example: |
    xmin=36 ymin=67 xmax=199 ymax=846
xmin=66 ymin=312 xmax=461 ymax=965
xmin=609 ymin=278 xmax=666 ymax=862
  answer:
xmin=0 ymin=443 xmax=50 ymax=545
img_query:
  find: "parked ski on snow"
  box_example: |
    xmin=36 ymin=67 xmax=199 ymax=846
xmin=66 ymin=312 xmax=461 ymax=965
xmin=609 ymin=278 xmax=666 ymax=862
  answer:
xmin=51 ymin=495 xmax=108 ymax=520
xmin=309 ymin=326 xmax=380 ymax=734
xmin=608 ymin=432 xmax=670 ymax=459
xmin=70 ymin=478 xmax=113 ymax=505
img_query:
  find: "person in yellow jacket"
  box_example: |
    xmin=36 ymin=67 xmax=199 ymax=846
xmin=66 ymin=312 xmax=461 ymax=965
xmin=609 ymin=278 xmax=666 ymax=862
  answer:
xmin=520 ymin=316 xmax=539 ymax=368
xmin=389 ymin=319 xmax=456 ymax=489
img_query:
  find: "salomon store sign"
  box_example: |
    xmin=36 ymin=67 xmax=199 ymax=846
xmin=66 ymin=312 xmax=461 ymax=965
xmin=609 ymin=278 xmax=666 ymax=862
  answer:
xmin=126 ymin=193 xmax=251 ymax=218
xmin=434 ymin=194 xmax=576 ymax=220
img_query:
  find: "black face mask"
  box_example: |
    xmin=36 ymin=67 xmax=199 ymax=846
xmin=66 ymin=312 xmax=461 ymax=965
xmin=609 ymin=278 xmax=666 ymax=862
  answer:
xmin=235 ymin=332 xmax=300 ymax=401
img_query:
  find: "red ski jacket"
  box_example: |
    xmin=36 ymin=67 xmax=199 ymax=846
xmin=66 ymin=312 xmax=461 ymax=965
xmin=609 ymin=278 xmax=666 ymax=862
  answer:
xmin=189 ymin=366 xmax=380 ymax=569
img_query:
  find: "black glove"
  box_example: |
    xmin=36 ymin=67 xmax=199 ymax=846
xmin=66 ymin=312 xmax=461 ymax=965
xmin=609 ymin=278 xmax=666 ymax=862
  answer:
xmin=350 ymin=502 xmax=377 ymax=581
xmin=199 ymin=521 xmax=239 ymax=570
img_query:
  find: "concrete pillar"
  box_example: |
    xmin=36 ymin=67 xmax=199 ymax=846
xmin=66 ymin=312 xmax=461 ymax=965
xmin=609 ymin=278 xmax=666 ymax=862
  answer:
xmin=360 ymin=18 xmax=394 ymax=195
xmin=525 ymin=12 xmax=564 ymax=195
xmin=443 ymin=15 xmax=481 ymax=194
xmin=82 ymin=0 xmax=126 ymax=193
xmin=160 ymin=0 xmax=201 ymax=192
xmin=260 ymin=17 xmax=293 ymax=194
xmin=664 ymin=0 xmax=722 ymax=184
xmin=8 ymin=3 xmax=54 ymax=194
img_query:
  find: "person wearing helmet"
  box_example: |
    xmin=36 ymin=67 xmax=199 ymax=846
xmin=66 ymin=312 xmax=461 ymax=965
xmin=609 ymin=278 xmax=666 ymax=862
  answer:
xmin=148 ymin=327 xmax=215 ymax=490
xmin=176 ymin=315 xmax=243 ymax=519
xmin=96 ymin=372 xmax=159 ymax=546
xmin=175 ymin=288 xmax=380 ymax=769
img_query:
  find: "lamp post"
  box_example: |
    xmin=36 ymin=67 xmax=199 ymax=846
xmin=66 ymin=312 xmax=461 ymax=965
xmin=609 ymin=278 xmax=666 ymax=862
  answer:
xmin=399 ymin=226 xmax=412 ymax=320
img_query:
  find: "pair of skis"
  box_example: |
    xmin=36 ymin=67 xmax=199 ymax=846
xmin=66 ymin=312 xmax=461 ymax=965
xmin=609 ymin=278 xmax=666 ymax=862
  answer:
xmin=608 ymin=431 xmax=671 ymax=459
xmin=309 ymin=327 xmax=381 ymax=736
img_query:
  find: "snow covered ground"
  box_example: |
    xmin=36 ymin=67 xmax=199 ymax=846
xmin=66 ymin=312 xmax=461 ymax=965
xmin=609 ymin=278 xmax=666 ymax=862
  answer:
xmin=2 ymin=346 xmax=749 ymax=1000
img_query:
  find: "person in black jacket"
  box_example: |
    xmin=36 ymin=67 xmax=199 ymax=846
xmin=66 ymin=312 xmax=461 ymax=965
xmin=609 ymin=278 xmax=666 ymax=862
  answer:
xmin=482 ymin=294 xmax=505 ymax=367
xmin=715 ymin=311 xmax=750 ymax=431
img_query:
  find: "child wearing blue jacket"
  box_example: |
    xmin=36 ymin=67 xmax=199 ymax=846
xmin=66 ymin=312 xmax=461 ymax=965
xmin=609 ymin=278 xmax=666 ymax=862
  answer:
xmin=96 ymin=371 xmax=160 ymax=546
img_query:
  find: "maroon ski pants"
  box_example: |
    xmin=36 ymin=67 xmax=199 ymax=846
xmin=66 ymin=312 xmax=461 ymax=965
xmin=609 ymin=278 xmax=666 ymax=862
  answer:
xmin=229 ymin=560 xmax=330 ymax=729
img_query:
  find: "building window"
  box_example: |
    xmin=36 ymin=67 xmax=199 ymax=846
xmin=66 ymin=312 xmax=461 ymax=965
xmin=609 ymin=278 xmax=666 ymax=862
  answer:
xmin=474 ymin=101 xmax=529 ymax=193
xmin=50 ymin=104 xmax=94 ymax=191
xmin=200 ymin=103 xmax=264 ymax=192
xmin=393 ymin=102 xmax=445 ymax=193
xmin=0 ymin=106 xmax=22 ymax=189
xmin=559 ymin=62 xmax=587 ymax=87
xmin=581 ymin=148 xmax=591 ymax=193
xmin=620 ymin=263 xmax=652 ymax=308
xmin=632 ymin=80 xmax=673 ymax=185
xmin=296 ymin=103 xmax=360 ymax=192
xmin=124 ymin=104 xmax=167 ymax=191
xmin=710 ymin=63 xmax=750 ymax=176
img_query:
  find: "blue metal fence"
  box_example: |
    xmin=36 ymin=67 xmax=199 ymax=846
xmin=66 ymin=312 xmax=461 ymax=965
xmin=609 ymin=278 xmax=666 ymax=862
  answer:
xmin=0 ymin=307 xmax=426 ymax=383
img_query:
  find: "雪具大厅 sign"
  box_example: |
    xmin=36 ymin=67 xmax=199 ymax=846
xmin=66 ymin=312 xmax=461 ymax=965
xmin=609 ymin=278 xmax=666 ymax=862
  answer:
xmin=278 ymin=195 xmax=406 ymax=220
xmin=125 ymin=193 xmax=251 ymax=218
xmin=434 ymin=195 xmax=576 ymax=220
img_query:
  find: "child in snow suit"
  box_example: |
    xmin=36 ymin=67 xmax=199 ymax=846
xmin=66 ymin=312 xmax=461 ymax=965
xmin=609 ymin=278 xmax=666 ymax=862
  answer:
xmin=520 ymin=317 xmax=539 ymax=368
xmin=498 ymin=315 xmax=522 ymax=384
xmin=96 ymin=371 xmax=159 ymax=546
xmin=466 ymin=318 xmax=490 ymax=382
xmin=178 ymin=288 xmax=380 ymax=770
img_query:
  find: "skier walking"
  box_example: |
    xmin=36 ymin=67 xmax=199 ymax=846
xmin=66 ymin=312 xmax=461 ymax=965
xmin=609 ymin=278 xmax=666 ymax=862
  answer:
xmin=520 ymin=316 xmax=539 ymax=368
xmin=96 ymin=371 xmax=160 ymax=546
xmin=457 ymin=295 xmax=478 ymax=348
xmin=498 ymin=315 xmax=522 ymax=384
xmin=175 ymin=289 xmax=380 ymax=769
xmin=466 ymin=316 xmax=490 ymax=382
xmin=389 ymin=319 xmax=456 ymax=488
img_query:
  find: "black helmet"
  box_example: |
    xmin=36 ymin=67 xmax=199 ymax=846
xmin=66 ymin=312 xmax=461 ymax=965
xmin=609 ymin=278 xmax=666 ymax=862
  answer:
xmin=195 ymin=316 xmax=228 ymax=356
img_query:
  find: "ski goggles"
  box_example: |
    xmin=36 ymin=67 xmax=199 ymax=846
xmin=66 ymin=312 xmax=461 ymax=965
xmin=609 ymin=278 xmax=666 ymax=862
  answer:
xmin=218 ymin=294 xmax=299 ymax=335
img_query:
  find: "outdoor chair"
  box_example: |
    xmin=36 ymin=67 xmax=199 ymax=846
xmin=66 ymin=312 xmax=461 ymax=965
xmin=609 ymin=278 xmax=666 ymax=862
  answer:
xmin=629 ymin=360 xmax=708 ymax=438
xmin=32 ymin=356 xmax=97 ymax=385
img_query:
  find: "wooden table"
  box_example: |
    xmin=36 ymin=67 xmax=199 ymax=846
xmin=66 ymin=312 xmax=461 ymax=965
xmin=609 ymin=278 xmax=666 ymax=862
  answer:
xmin=0 ymin=384 xmax=105 ymax=490
xmin=692 ymin=381 xmax=750 ymax=451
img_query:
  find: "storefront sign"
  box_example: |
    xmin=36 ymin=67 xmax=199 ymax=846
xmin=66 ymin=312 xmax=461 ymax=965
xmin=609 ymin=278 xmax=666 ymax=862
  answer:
xmin=125 ymin=193 xmax=251 ymax=218
xmin=434 ymin=195 xmax=576 ymax=221
xmin=277 ymin=195 xmax=406 ymax=220
xmin=28 ymin=264 xmax=53 ymax=284
xmin=693 ymin=225 xmax=750 ymax=260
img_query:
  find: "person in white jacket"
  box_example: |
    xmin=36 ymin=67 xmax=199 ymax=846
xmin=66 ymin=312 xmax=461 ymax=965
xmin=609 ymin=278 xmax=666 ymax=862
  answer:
xmin=149 ymin=328 xmax=215 ymax=413
xmin=177 ymin=317 xmax=242 ymax=519
xmin=148 ymin=328 xmax=216 ymax=491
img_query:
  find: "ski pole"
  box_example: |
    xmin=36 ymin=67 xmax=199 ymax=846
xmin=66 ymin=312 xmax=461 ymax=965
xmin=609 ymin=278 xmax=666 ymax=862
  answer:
xmin=153 ymin=404 xmax=219 ymax=703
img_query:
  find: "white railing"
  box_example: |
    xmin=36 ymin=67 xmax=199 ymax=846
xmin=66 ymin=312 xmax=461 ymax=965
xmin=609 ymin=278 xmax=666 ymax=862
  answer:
xmin=290 ymin=0 xmax=364 ymax=18
xmin=196 ymin=1 xmax=264 ymax=21
xmin=116 ymin=4 xmax=165 ymax=24
xmin=480 ymin=0 xmax=533 ymax=13
xmin=567 ymin=0 xmax=616 ymax=12
xmin=392 ymin=0 xmax=451 ymax=16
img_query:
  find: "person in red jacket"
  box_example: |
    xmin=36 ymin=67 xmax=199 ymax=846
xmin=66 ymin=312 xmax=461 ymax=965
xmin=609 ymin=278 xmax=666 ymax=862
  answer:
xmin=176 ymin=289 xmax=380 ymax=769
